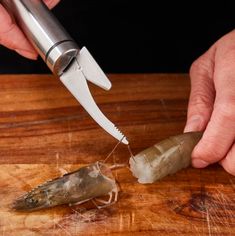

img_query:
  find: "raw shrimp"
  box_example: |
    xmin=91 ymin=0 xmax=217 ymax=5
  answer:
xmin=12 ymin=162 xmax=118 ymax=211
xmin=129 ymin=132 xmax=203 ymax=184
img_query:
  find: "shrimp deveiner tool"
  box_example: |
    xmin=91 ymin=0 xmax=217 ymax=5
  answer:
xmin=1 ymin=0 xmax=128 ymax=145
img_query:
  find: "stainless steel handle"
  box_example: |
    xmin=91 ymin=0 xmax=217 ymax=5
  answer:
xmin=1 ymin=0 xmax=79 ymax=75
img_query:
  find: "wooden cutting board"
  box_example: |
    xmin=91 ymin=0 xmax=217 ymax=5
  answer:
xmin=0 ymin=74 xmax=234 ymax=235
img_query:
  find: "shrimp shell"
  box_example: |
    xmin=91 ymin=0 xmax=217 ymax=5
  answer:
xmin=129 ymin=132 xmax=203 ymax=184
xmin=12 ymin=162 xmax=118 ymax=211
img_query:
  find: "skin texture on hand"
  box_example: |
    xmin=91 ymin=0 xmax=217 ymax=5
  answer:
xmin=185 ymin=30 xmax=235 ymax=176
xmin=0 ymin=0 xmax=60 ymax=60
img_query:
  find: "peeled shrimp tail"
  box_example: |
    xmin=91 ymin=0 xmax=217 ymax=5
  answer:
xmin=129 ymin=132 xmax=203 ymax=184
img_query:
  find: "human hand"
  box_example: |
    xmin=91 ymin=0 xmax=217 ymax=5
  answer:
xmin=0 ymin=0 xmax=60 ymax=59
xmin=184 ymin=30 xmax=235 ymax=176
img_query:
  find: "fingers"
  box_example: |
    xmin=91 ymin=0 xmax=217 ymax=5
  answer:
xmin=43 ymin=0 xmax=61 ymax=9
xmin=0 ymin=4 xmax=37 ymax=59
xmin=184 ymin=46 xmax=216 ymax=133
xmin=0 ymin=0 xmax=60 ymax=59
xmin=192 ymin=47 xmax=235 ymax=168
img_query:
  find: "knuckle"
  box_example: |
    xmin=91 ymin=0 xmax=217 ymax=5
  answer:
xmin=3 ymin=24 xmax=15 ymax=36
xmin=0 ymin=24 xmax=17 ymax=49
xmin=0 ymin=17 xmax=15 ymax=35
xmin=190 ymin=91 xmax=212 ymax=107
xmin=190 ymin=56 xmax=213 ymax=79
xmin=215 ymin=103 xmax=235 ymax=123
xmin=187 ymin=90 xmax=214 ymax=119
xmin=0 ymin=26 xmax=23 ymax=50
xmin=190 ymin=60 xmax=202 ymax=77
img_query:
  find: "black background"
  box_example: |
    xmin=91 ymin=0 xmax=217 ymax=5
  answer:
xmin=0 ymin=0 xmax=234 ymax=73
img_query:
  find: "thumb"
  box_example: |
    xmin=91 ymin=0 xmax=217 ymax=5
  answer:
xmin=184 ymin=46 xmax=216 ymax=133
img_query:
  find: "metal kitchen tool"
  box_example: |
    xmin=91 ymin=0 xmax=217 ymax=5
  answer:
xmin=1 ymin=0 xmax=128 ymax=144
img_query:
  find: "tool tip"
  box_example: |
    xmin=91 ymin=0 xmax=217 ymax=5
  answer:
xmin=121 ymin=137 xmax=129 ymax=145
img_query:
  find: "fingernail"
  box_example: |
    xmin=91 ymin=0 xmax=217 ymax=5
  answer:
xmin=192 ymin=159 xmax=208 ymax=168
xmin=15 ymin=49 xmax=38 ymax=60
xmin=184 ymin=115 xmax=203 ymax=132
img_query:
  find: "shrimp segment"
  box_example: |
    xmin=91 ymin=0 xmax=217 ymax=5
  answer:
xmin=129 ymin=132 xmax=203 ymax=184
xmin=12 ymin=162 xmax=118 ymax=211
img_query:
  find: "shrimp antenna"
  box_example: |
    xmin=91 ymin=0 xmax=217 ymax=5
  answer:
xmin=103 ymin=137 xmax=124 ymax=163
xmin=126 ymin=144 xmax=137 ymax=164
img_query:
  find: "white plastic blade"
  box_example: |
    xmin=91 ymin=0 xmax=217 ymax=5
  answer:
xmin=60 ymin=58 xmax=128 ymax=145
xmin=77 ymin=47 xmax=112 ymax=90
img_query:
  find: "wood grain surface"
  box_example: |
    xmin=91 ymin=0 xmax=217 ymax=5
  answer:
xmin=0 ymin=74 xmax=234 ymax=235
